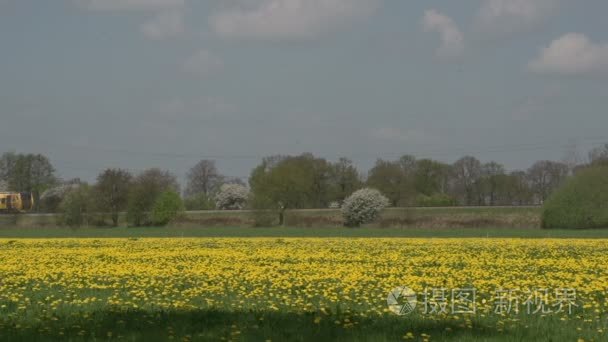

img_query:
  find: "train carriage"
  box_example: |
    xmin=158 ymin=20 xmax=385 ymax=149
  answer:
xmin=0 ymin=192 xmax=34 ymax=213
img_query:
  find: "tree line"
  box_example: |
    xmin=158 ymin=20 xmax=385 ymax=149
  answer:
xmin=1 ymin=145 xmax=607 ymax=226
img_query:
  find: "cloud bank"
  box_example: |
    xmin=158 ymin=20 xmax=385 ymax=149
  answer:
xmin=210 ymin=0 xmax=381 ymax=40
xmin=422 ymin=9 xmax=464 ymax=58
xmin=529 ymin=33 xmax=608 ymax=75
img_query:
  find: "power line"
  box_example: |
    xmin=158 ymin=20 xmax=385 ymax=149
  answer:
xmin=5 ymin=134 xmax=608 ymax=161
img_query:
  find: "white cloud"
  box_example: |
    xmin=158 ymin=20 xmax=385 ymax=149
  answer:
xmin=422 ymin=9 xmax=464 ymax=58
xmin=182 ymin=50 xmax=224 ymax=76
xmin=78 ymin=0 xmax=184 ymax=11
xmin=475 ymin=0 xmax=559 ymax=34
xmin=528 ymin=33 xmax=608 ymax=75
xmin=141 ymin=11 xmax=184 ymax=39
xmin=210 ymin=0 xmax=381 ymax=40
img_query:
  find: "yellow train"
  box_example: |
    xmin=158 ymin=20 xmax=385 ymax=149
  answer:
xmin=0 ymin=192 xmax=35 ymax=213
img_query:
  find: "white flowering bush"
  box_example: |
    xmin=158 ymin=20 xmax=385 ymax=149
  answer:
xmin=215 ymin=184 xmax=249 ymax=210
xmin=341 ymin=188 xmax=389 ymax=227
xmin=39 ymin=182 xmax=81 ymax=212
xmin=328 ymin=201 xmax=341 ymax=209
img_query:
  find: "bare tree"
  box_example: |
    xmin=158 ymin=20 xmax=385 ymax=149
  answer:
xmin=526 ymin=160 xmax=568 ymax=204
xmin=95 ymin=169 xmax=132 ymax=226
xmin=481 ymin=161 xmax=506 ymax=206
xmin=561 ymin=139 xmax=583 ymax=175
xmin=589 ymin=144 xmax=608 ymax=166
xmin=506 ymin=171 xmax=532 ymax=206
xmin=329 ymin=158 xmax=362 ymax=202
xmin=185 ymin=160 xmax=223 ymax=197
xmin=451 ymin=156 xmax=482 ymax=206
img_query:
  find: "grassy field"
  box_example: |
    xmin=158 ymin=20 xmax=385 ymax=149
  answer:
xmin=0 ymin=230 xmax=607 ymax=341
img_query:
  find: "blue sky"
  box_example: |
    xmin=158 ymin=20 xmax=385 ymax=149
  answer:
xmin=1 ymin=0 xmax=608 ymax=183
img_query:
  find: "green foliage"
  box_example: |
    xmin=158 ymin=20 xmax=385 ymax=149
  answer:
xmin=415 ymin=194 xmax=457 ymax=207
xmin=366 ymin=157 xmax=416 ymax=207
xmin=184 ymin=193 xmax=216 ymax=210
xmin=127 ymin=168 xmax=179 ymax=226
xmin=248 ymin=194 xmax=279 ymax=227
xmin=328 ymin=158 xmax=362 ymax=202
xmin=249 ymin=154 xmax=337 ymax=224
xmin=151 ymin=191 xmax=184 ymax=226
xmin=0 ymin=152 xmax=58 ymax=208
xmin=414 ymin=159 xmax=451 ymax=196
xmin=58 ymin=184 xmax=94 ymax=227
xmin=126 ymin=187 xmax=152 ymax=227
xmin=542 ymin=166 xmax=608 ymax=229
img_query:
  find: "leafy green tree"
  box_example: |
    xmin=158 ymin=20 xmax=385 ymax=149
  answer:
xmin=127 ymin=169 xmax=179 ymax=226
xmin=0 ymin=152 xmax=58 ymax=208
xmin=366 ymin=155 xmax=417 ymax=206
xmin=94 ymin=169 xmax=132 ymax=226
xmin=328 ymin=158 xmax=362 ymax=202
xmin=414 ymin=159 xmax=451 ymax=196
xmin=249 ymin=154 xmax=332 ymax=225
xmin=58 ymin=184 xmax=94 ymax=227
xmin=366 ymin=159 xmax=402 ymax=206
xmin=151 ymin=191 xmax=184 ymax=226
xmin=542 ymin=166 xmax=608 ymax=229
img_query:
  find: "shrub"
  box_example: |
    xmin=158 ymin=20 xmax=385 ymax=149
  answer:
xmin=126 ymin=169 xmax=179 ymax=226
xmin=341 ymin=188 xmax=390 ymax=227
xmin=542 ymin=166 xmax=608 ymax=229
xmin=150 ymin=191 xmax=184 ymax=226
xmin=58 ymin=184 xmax=93 ymax=227
xmin=415 ymin=193 xmax=458 ymax=207
xmin=40 ymin=182 xmax=81 ymax=213
xmin=215 ymin=184 xmax=248 ymax=210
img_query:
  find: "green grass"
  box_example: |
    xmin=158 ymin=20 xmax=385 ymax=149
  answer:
xmin=1 ymin=225 xmax=608 ymax=238
xmin=0 ymin=307 xmax=599 ymax=341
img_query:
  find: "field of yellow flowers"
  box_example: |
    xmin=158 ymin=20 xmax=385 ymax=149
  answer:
xmin=1 ymin=237 xmax=607 ymax=341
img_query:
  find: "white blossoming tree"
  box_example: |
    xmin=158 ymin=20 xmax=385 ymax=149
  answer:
xmin=341 ymin=188 xmax=389 ymax=227
xmin=215 ymin=184 xmax=249 ymax=210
